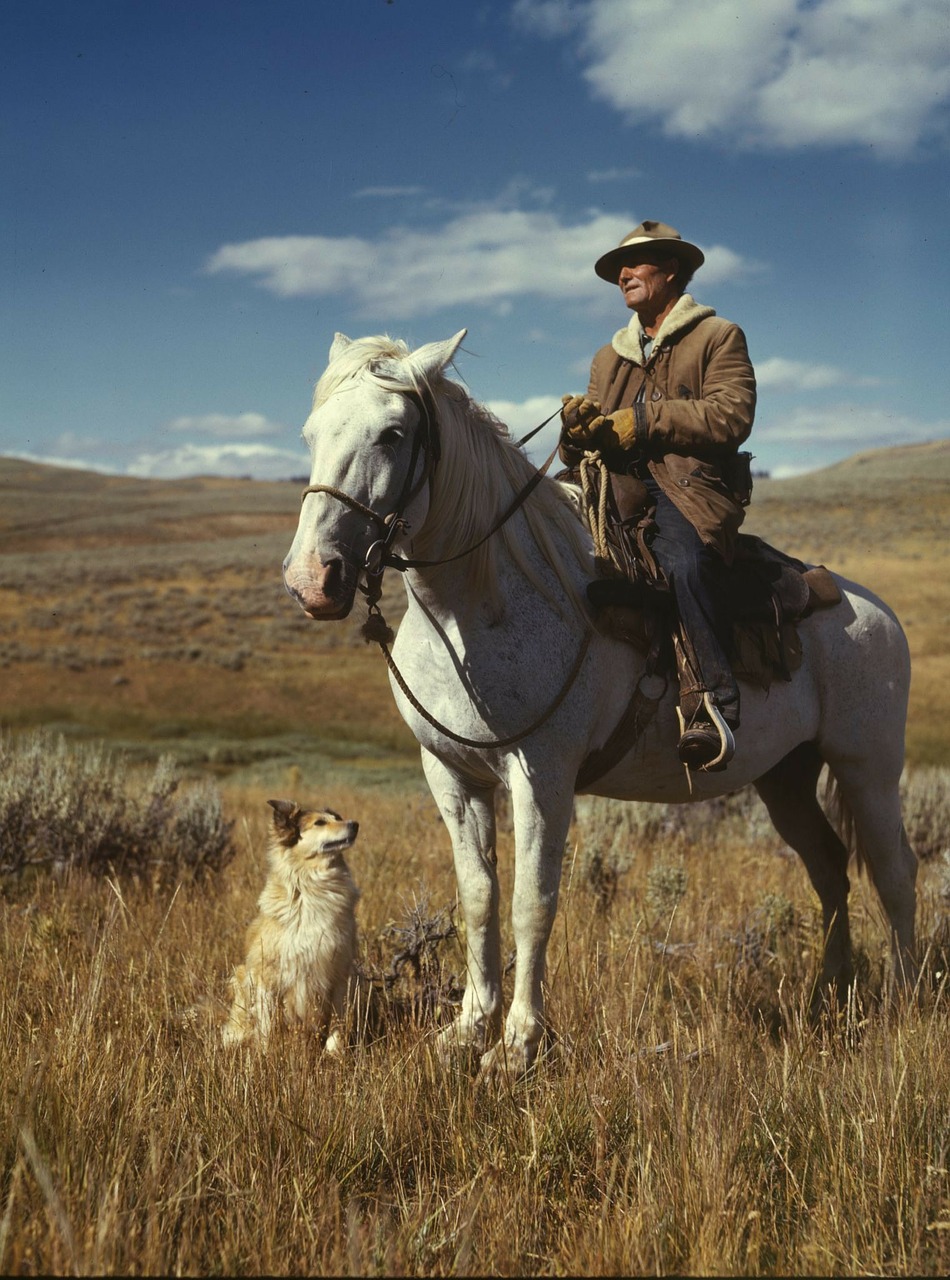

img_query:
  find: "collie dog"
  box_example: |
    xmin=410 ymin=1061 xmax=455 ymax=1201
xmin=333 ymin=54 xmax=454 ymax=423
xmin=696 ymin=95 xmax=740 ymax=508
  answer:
xmin=221 ymin=799 xmax=359 ymax=1052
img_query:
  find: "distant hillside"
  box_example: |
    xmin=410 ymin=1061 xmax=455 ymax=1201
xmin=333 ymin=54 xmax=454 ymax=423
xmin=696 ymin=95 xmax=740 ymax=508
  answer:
xmin=0 ymin=456 xmax=300 ymax=553
xmin=743 ymin=438 xmax=949 ymax=563
xmin=1 ymin=439 xmax=948 ymax=766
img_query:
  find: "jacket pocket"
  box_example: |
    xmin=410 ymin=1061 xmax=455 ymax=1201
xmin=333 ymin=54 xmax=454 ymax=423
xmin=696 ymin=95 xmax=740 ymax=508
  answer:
xmin=663 ymin=455 xmax=745 ymax=561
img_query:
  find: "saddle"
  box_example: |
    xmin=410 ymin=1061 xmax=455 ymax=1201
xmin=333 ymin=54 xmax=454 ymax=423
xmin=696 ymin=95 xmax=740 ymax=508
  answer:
xmin=575 ymin=466 xmax=842 ymax=694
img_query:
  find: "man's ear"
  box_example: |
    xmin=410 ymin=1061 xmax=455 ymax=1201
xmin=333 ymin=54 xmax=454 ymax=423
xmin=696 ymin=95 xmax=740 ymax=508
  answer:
xmin=267 ymin=798 xmax=301 ymax=841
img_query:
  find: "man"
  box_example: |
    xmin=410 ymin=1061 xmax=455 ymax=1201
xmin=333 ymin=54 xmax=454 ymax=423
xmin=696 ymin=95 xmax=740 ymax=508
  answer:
xmin=561 ymin=220 xmax=756 ymax=770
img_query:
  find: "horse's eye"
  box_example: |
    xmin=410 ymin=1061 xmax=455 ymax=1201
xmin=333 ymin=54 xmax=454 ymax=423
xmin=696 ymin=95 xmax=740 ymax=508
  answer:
xmin=378 ymin=427 xmax=404 ymax=447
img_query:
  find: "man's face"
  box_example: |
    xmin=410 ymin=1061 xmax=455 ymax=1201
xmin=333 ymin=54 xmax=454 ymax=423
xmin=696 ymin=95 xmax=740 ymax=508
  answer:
xmin=617 ymin=256 xmax=679 ymax=314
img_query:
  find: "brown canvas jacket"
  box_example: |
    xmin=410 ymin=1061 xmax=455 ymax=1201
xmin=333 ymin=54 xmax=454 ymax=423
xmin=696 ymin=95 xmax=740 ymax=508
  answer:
xmin=586 ymin=294 xmax=756 ymax=562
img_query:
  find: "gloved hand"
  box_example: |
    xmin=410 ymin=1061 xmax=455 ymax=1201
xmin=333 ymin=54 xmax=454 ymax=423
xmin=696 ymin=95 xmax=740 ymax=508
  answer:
xmin=560 ymin=394 xmax=603 ymax=446
xmin=581 ymin=406 xmax=638 ymax=453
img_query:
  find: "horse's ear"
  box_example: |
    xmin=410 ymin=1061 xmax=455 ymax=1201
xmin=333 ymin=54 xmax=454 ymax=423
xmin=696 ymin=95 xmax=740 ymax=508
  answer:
xmin=329 ymin=332 xmax=352 ymax=362
xmin=406 ymin=329 xmax=467 ymax=381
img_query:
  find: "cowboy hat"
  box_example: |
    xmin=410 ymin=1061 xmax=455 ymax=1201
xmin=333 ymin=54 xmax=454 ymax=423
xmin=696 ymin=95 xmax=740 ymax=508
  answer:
xmin=594 ymin=220 xmax=705 ymax=282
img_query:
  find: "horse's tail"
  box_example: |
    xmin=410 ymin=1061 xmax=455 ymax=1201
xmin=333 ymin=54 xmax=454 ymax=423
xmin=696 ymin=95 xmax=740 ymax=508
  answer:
xmin=822 ymin=767 xmax=868 ymax=876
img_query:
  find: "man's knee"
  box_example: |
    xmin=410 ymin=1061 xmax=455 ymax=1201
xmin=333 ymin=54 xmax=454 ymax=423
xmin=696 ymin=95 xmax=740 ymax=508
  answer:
xmin=664 ymin=543 xmax=717 ymax=595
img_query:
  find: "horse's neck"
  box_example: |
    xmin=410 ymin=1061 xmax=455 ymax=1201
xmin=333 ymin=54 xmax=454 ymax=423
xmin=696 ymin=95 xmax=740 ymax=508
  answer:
xmin=400 ymin=506 xmax=588 ymax=638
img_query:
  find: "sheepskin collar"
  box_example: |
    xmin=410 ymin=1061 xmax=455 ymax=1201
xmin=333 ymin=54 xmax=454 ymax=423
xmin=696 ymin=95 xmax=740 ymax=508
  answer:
xmin=611 ymin=293 xmax=716 ymax=365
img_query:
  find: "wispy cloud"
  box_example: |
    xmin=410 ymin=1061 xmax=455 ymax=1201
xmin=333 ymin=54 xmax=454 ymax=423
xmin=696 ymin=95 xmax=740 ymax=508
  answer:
xmin=758 ymin=403 xmax=950 ymax=450
xmin=514 ymin=0 xmax=950 ymax=156
xmin=485 ymin=394 xmax=563 ymax=463
xmin=354 ymin=185 xmax=427 ymax=199
xmin=205 ymin=204 xmax=761 ymax=317
xmin=7 ymin=450 xmax=121 ymax=477
xmin=165 ymin=412 xmax=285 ymax=438
xmin=587 ymin=166 xmax=643 ymax=183
xmin=755 ymin=357 xmax=880 ymax=393
xmin=126 ymin=441 xmax=308 ymax=481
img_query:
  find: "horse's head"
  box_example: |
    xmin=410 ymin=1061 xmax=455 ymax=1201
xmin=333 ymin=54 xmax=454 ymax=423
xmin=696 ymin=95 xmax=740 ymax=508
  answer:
xmin=283 ymin=329 xmax=466 ymax=619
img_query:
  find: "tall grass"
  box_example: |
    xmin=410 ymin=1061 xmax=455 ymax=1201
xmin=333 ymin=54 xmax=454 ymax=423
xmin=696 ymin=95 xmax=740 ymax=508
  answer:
xmin=3 ymin=755 xmax=950 ymax=1275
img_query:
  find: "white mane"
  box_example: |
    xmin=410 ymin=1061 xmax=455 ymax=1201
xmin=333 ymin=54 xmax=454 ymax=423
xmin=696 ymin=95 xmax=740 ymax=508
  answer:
xmin=313 ymin=335 xmax=593 ymax=619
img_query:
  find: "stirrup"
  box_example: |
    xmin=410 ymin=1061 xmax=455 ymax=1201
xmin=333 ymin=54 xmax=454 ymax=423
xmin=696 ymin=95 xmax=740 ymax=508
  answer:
xmin=676 ymin=692 xmax=736 ymax=772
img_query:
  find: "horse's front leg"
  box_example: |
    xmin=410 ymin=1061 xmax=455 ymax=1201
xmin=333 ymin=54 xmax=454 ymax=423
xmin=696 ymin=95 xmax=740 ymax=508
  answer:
xmin=478 ymin=772 xmax=575 ymax=1084
xmin=421 ymin=749 xmax=502 ymax=1063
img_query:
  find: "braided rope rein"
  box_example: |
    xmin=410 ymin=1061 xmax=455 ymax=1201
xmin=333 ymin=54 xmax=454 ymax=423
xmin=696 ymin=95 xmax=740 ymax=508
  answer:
xmin=578 ymin=450 xmax=634 ymax=580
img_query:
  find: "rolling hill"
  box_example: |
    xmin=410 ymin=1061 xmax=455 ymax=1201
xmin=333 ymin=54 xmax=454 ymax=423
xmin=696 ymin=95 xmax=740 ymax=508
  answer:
xmin=1 ymin=439 xmax=947 ymax=774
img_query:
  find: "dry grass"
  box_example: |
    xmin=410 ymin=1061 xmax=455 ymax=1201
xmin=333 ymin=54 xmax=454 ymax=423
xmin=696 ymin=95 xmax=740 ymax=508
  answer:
xmin=2 ymin=444 xmax=950 ymax=1273
xmin=3 ymin=778 xmax=950 ymax=1276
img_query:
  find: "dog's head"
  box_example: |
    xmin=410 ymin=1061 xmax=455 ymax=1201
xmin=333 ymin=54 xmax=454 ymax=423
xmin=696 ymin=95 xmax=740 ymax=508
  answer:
xmin=267 ymin=798 xmax=359 ymax=869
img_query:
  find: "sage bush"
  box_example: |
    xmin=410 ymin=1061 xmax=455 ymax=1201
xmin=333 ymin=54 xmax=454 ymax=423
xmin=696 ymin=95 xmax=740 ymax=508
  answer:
xmin=0 ymin=729 xmax=234 ymax=880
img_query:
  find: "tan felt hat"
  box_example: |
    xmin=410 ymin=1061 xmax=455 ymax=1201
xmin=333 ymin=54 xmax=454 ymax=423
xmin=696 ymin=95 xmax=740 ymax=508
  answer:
xmin=594 ymin=219 xmax=705 ymax=282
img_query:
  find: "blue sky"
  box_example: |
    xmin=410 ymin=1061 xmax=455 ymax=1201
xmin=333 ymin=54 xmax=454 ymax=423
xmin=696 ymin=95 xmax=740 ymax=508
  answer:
xmin=3 ymin=0 xmax=949 ymax=480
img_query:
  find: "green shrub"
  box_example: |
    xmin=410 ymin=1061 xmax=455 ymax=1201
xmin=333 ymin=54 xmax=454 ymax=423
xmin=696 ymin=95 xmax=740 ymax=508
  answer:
xmin=901 ymin=767 xmax=950 ymax=861
xmin=0 ymin=729 xmax=234 ymax=881
xmin=645 ymin=862 xmax=688 ymax=919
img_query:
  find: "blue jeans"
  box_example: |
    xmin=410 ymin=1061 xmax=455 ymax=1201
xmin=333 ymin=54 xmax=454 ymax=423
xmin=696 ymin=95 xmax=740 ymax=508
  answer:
xmin=644 ymin=477 xmax=740 ymax=723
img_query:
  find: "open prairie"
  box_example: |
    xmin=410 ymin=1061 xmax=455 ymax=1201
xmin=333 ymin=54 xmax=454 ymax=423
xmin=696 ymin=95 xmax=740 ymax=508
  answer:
xmin=1 ymin=442 xmax=950 ymax=1276
xmin=1 ymin=440 xmax=948 ymax=771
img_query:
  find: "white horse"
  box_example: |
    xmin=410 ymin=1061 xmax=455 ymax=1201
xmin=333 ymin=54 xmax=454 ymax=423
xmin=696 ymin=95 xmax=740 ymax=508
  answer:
xmin=283 ymin=329 xmax=917 ymax=1079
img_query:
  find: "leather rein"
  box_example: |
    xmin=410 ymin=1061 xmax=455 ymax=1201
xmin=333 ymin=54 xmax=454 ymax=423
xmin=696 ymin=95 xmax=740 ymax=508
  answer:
xmin=298 ymin=388 xmax=592 ymax=750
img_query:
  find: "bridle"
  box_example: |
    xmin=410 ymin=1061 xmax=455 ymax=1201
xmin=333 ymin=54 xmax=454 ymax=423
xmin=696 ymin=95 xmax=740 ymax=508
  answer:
xmin=296 ymin=385 xmax=588 ymax=750
xmin=299 ymin=384 xmax=561 ymax=585
xmin=299 ymin=383 xmax=442 ymax=581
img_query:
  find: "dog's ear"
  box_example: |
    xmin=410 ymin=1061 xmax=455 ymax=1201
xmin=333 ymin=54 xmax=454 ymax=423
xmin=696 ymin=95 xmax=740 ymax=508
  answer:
xmin=267 ymin=798 xmax=301 ymax=842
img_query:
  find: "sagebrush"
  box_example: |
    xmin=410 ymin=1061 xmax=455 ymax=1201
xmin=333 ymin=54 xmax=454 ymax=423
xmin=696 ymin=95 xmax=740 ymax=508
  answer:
xmin=0 ymin=729 xmax=234 ymax=880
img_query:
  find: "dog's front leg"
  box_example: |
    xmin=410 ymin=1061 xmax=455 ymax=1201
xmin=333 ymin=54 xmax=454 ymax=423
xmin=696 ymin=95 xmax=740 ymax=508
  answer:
xmin=421 ymin=750 xmax=502 ymax=1065
xmin=322 ymin=973 xmax=351 ymax=1056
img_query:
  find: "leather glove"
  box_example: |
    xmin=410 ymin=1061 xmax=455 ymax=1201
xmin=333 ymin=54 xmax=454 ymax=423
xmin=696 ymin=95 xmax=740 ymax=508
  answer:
xmin=580 ymin=407 xmax=638 ymax=453
xmin=558 ymin=437 xmax=586 ymax=468
xmin=560 ymin=394 xmax=604 ymax=445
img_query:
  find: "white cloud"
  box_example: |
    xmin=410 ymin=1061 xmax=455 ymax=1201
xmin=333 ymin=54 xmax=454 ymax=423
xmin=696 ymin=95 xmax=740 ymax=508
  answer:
xmin=587 ymin=166 xmax=643 ymax=183
xmin=485 ymin=394 xmax=564 ymax=463
xmin=6 ymin=450 xmax=120 ymax=476
xmin=511 ymin=0 xmax=577 ymax=39
xmin=205 ymin=206 xmax=760 ymax=317
xmin=515 ymin=0 xmax=950 ymax=156
xmin=354 ymin=185 xmax=427 ymax=199
xmin=126 ymin=441 xmax=308 ymax=481
xmin=755 ymin=357 xmax=879 ymax=393
xmin=758 ymin=402 xmax=950 ymax=450
xmin=166 ymin=412 xmax=284 ymax=438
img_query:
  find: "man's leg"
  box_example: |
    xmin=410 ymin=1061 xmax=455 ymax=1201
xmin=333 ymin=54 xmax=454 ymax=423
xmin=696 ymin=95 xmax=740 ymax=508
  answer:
xmin=646 ymin=483 xmax=739 ymax=765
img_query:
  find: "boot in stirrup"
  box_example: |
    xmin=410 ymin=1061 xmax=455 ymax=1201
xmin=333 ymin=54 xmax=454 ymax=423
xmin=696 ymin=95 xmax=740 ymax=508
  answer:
xmin=676 ymin=692 xmax=736 ymax=772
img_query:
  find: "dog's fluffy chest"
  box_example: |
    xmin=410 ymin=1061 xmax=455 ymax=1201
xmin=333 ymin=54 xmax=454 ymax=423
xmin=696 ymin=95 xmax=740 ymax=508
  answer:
xmin=259 ymin=866 xmax=358 ymax=963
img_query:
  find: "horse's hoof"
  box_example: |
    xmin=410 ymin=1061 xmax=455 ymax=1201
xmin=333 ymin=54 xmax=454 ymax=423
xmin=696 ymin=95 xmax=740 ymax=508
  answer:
xmin=477 ymin=1039 xmax=534 ymax=1086
xmin=435 ymin=1022 xmax=492 ymax=1071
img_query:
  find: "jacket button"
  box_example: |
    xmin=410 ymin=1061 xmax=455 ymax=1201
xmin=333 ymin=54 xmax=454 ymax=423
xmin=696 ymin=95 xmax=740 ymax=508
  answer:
xmin=679 ymin=478 xmax=690 ymax=486
xmin=651 ymin=388 xmax=662 ymax=401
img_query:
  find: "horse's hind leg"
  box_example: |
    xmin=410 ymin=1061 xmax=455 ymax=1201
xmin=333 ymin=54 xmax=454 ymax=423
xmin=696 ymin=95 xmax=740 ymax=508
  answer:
xmin=754 ymin=741 xmax=854 ymax=1005
xmin=822 ymin=758 xmax=918 ymax=991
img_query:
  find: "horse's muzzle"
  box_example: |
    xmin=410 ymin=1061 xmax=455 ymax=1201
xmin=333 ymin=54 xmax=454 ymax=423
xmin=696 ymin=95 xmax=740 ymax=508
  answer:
xmin=282 ymin=557 xmax=355 ymax=620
